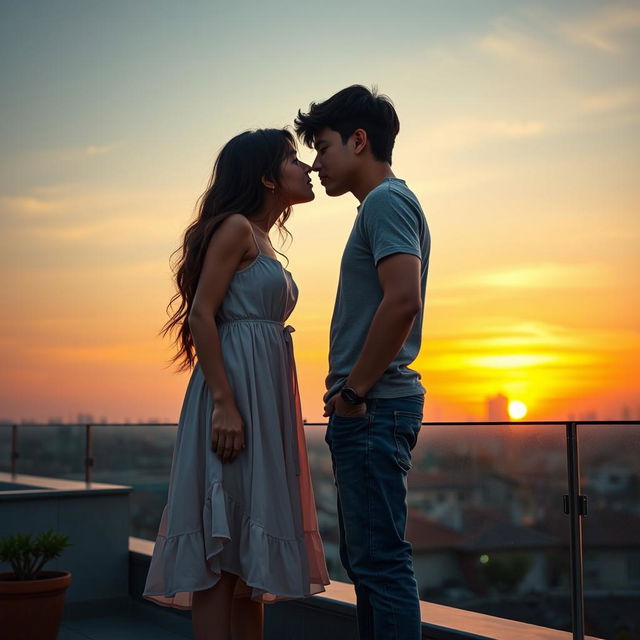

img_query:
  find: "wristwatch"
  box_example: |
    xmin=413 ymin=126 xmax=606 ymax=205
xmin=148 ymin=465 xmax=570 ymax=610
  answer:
xmin=340 ymin=386 xmax=366 ymax=405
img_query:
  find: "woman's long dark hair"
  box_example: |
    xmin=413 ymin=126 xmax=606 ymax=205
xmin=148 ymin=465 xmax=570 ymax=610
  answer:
xmin=162 ymin=128 xmax=295 ymax=371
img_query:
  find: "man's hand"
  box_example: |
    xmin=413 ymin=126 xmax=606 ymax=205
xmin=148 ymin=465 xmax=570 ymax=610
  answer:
xmin=323 ymin=395 xmax=336 ymax=417
xmin=324 ymin=394 xmax=367 ymax=418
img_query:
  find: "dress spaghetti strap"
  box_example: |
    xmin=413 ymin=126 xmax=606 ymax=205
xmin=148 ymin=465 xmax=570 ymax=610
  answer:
xmin=248 ymin=223 xmax=262 ymax=256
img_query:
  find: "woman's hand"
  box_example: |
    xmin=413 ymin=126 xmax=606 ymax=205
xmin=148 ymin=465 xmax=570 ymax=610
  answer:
xmin=211 ymin=401 xmax=245 ymax=463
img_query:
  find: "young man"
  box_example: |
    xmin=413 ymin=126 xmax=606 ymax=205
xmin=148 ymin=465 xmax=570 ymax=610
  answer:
xmin=295 ymin=85 xmax=430 ymax=640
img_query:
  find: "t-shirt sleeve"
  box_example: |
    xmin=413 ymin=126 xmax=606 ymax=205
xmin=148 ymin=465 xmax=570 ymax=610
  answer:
xmin=361 ymin=187 xmax=422 ymax=266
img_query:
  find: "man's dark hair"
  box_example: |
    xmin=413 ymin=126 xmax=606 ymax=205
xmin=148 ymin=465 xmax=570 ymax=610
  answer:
xmin=295 ymin=85 xmax=400 ymax=164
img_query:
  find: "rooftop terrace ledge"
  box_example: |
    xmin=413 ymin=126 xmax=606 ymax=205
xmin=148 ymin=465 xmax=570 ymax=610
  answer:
xmin=130 ymin=537 xmax=602 ymax=640
xmin=0 ymin=472 xmax=132 ymax=499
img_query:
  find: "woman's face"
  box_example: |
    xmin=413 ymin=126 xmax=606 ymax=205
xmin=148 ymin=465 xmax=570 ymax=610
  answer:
xmin=277 ymin=145 xmax=314 ymax=206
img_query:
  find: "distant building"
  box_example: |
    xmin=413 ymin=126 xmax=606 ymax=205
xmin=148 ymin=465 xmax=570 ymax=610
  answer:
xmin=408 ymin=470 xmax=522 ymax=531
xmin=542 ymin=507 xmax=640 ymax=592
xmin=587 ymin=465 xmax=635 ymax=495
xmin=406 ymin=508 xmax=558 ymax=599
xmin=486 ymin=394 xmax=509 ymax=422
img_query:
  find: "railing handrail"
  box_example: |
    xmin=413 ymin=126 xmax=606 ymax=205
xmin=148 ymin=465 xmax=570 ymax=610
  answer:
xmin=2 ymin=419 xmax=639 ymax=427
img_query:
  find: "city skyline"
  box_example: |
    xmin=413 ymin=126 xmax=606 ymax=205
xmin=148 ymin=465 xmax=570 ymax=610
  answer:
xmin=1 ymin=1 xmax=639 ymax=422
xmin=2 ymin=397 xmax=640 ymax=427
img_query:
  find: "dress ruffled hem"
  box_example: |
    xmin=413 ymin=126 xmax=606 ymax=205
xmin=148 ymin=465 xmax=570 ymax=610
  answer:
xmin=142 ymin=481 xmax=329 ymax=608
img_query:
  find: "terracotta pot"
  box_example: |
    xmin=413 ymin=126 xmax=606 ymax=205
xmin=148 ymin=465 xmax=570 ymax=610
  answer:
xmin=0 ymin=571 xmax=72 ymax=640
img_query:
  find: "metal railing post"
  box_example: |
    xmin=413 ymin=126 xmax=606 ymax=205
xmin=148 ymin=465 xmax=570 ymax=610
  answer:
xmin=85 ymin=424 xmax=93 ymax=484
xmin=11 ymin=424 xmax=19 ymax=476
xmin=565 ymin=422 xmax=585 ymax=640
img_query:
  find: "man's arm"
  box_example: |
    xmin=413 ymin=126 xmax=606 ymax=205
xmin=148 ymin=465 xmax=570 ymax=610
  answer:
xmin=327 ymin=252 xmax=422 ymax=417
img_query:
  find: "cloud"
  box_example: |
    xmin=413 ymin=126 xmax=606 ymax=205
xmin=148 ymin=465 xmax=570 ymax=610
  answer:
xmin=581 ymin=86 xmax=640 ymax=113
xmin=459 ymin=3 xmax=640 ymax=141
xmin=85 ymin=144 xmax=119 ymax=156
xmin=475 ymin=4 xmax=579 ymax=71
xmin=467 ymin=353 xmax=560 ymax=369
xmin=0 ymin=184 xmax=186 ymax=225
xmin=0 ymin=195 xmax=61 ymax=216
xmin=6 ymin=143 xmax=122 ymax=174
xmin=30 ymin=343 xmax=160 ymax=365
xmin=436 ymin=262 xmax=612 ymax=291
xmin=433 ymin=321 xmax=586 ymax=351
xmin=0 ymin=184 xmax=189 ymax=270
xmin=478 ymin=21 xmax=559 ymax=69
xmin=480 ymin=3 xmax=640 ymax=62
xmin=561 ymin=2 xmax=640 ymax=53
xmin=426 ymin=315 xmax=640 ymax=351
xmin=427 ymin=118 xmax=547 ymax=150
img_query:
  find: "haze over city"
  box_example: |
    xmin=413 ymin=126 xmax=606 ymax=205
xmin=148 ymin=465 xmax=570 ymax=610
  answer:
xmin=1 ymin=0 xmax=638 ymax=423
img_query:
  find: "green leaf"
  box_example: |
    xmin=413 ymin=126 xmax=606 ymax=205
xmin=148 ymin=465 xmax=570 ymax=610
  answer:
xmin=0 ymin=529 xmax=71 ymax=580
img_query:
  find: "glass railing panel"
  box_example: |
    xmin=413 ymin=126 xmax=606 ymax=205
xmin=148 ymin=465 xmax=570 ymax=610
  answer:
xmin=2 ymin=424 xmax=86 ymax=480
xmin=91 ymin=425 xmax=177 ymax=540
xmin=0 ymin=424 xmax=12 ymax=473
xmin=414 ymin=422 xmax=572 ymax=631
xmin=579 ymin=422 xmax=640 ymax=640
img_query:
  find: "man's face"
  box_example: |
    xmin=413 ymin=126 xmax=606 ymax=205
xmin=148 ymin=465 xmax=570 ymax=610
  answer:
xmin=311 ymin=127 xmax=357 ymax=197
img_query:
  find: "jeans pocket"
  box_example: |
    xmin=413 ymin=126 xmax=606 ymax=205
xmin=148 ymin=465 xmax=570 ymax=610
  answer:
xmin=393 ymin=411 xmax=422 ymax=471
xmin=326 ymin=412 xmax=364 ymax=443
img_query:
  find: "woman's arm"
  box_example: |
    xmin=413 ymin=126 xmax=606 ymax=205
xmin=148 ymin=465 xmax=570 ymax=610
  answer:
xmin=188 ymin=214 xmax=254 ymax=462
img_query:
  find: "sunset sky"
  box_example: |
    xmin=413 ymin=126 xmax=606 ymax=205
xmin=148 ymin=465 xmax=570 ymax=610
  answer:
xmin=1 ymin=0 xmax=638 ymax=423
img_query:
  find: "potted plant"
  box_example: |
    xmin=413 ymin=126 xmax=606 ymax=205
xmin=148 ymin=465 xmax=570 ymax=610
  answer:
xmin=0 ymin=529 xmax=72 ymax=640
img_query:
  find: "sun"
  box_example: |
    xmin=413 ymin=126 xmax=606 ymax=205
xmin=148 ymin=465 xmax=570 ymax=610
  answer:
xmin=508 ymin=400 xmax=528 ymax=420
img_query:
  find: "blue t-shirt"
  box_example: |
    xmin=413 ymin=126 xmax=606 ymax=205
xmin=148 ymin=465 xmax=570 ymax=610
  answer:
xmin=324 ymin=178 xmax=430 ymax=401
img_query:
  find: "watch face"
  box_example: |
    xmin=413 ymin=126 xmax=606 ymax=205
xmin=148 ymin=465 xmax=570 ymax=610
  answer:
xmin=341 ymin=387 xmax=362 ymax=404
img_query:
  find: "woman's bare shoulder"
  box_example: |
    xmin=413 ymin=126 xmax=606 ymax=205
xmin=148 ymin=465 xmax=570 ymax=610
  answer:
xmin=206 ymin=214 xmax=253 ymax=254
xmin=216 ymin=213 xmax=252 ymax=237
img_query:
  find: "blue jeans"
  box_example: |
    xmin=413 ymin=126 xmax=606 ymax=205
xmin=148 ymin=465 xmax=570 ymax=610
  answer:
xmin=325 ymin=395 xmax=424 ymax=640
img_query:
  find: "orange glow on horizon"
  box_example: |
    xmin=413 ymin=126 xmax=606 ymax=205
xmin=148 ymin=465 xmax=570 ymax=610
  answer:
xmin=0 ymin=227 xmax=638 ymax=424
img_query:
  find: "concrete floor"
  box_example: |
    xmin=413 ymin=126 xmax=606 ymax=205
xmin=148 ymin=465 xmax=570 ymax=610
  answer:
xmin=59 ymin=613 xmax=192 ymax=640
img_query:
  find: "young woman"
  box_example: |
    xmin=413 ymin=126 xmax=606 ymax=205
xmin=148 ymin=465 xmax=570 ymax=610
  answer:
xmin=143 ymin=128 xmax=329 ymax=640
